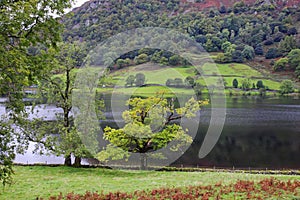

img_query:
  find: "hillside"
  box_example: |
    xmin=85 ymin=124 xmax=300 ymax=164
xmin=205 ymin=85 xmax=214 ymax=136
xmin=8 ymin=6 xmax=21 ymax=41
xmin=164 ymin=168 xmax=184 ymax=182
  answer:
xmin=180 ymin=0 xmax=300 ymax=11
xmin=62 ymin=0 xmax=300 ymax=81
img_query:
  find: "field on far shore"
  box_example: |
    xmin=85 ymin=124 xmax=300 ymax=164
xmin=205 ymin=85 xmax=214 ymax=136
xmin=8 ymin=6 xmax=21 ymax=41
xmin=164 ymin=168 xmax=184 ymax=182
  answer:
xmin=94 ymin=62 xmax=292 ymax=97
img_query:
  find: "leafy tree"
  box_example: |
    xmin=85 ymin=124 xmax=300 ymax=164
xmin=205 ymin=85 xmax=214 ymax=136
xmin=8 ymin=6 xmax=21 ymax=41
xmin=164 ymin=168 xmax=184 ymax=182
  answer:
xmin=241 ymin=78 xmax=251 ymax=91
xmin=265 ymin=48 xmax=282 ymax=59
xmin=0 ymin=122 xmax=15 ymax=187
xmin=166 ymin=79 xmax=174 ymax=87
xmin=23 ymin=42 xmax=94 ymax=167
xmin=278 ymin=36 xmax=297 ymax=54
xmin=151 ymin=51 xmax=162 ymax=63
xmin=135 ymin=73 xmax=146 ymax=86
xmin=232 ymin=50 xmax=244 ymax=63
xmin=219 ymin=5 xmax=227 ymax=14
xmin=256 ymin=80 xmax=264 ymax=89
xmin=279 ymin=80 xmax=294 ymax=95
xmin=174 ymin=78 xmax=184 ymax=87
xmin=254 ymin=44 xmax=264 ymax=55
xmin=287 ymin=27 xmax=298 ymax=35
xmin=232 ymin=78 xmax=239 ymax=88
xmin=98 ymin=94 xmax=208 ymax=169
xmin=125 ymin=75 xmax=135 ymax=87
xmin=194 ymin=82 xmax=203 ymax=96
xmin=295 ymin=65 xmax=300 ymax=79
xmin=287 ymin=49 xmax=300 ymax=69
xmin=168 ymin=55 xmax=181 ymax=66
xmin=274 ymin=58 xmax=288 ymax=71
xmin=159 ymin=57 xmax=169 ymax=66
xmin=242 ymin=45 xmax=255 ymax=60
xmin=0 ymin=0 xmax=73 ymax=185
xmin=185 ymin=76 xmax=195 ymax=87
xmin=116 ymin=59 xmax=130 ymax=69
xmin=134 ymin=54 xmax=149 ymax=65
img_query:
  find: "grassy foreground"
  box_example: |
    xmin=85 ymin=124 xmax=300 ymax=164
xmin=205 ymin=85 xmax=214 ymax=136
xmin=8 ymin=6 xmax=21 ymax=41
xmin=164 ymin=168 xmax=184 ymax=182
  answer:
xmin=1 ymin=166 xmax=300 ymax=199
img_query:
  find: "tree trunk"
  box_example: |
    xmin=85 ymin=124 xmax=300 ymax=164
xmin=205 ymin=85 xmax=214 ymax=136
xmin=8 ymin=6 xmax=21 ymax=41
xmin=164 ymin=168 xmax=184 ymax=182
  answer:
xmin=64 ymin=154 xmax=72 ymax=166
xmin=140 ymin=153 xmax=147 ymax=170
xmin=73 ymin=156 xmax=82 ymax=167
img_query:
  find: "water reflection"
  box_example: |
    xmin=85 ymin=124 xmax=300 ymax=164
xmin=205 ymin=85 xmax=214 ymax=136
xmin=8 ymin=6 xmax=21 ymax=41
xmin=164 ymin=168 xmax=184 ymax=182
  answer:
xmin=1 ymin=96 xmax=299 ymax=168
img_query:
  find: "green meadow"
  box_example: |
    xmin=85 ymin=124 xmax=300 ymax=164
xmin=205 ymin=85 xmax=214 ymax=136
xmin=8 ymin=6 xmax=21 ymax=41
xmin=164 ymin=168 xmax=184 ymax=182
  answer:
xmin=1 ymin=166 xmax=299 ymax=199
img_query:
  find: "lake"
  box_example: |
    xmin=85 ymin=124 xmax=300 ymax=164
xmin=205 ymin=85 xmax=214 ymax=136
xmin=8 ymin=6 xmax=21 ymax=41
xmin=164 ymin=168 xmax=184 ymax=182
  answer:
xmin=1 ymin=96 xmax=299 ymax=169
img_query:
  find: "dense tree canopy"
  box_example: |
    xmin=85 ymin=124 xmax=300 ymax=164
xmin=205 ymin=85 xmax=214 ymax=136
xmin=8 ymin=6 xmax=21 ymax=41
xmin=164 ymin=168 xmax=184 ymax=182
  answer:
xmin=0 ymin=0 xmax=74 ymax=185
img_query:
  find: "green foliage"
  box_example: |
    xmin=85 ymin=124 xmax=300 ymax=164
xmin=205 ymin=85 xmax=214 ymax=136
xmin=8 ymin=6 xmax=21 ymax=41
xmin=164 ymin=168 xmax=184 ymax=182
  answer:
xmin=279 ymin=80 xmax=294 ymax=95
xmin=256 ymin=80 xmax=265 ymax=89
xmin=287 ymin=49 xmax=300 ymax=69
xmin=0 ymin=122 xmax=15 ymax=187
xmin=274 ymin=58 xmax=288 ymax=71
xmin=241 ymin=78 xmax=252 ymax=91
xmin=125 ymin=75 xmax=135 ymax=87
xmin=21 ymin=42 xmax=100 ymax=167
xmin=232 ymin=78 xmax=238 ymax=88
xmin=116 ymin=58 xmax=131 ymax=69
xmin=134 ymin=54 xmax=149 ymax=65
xmin=168 ymin=55 xmax=181 ymax=66
xmin=184 ymin=76 xmax=195 ymax=87
xmin=295 ymin=65 xmax=300 ymax=79
xmin=242 ymin=45 xmax=255 ymax=60
xmin=0 ymin=0 xmax=73 ymax=185
xmin=278 ymin=36 xmax=297 ymax=54
xmin=98 ymin=94 xmax=208 ymax=168
xmin=265 ymin=48 xmax=282 ymax=59
xmin=135 ymin=73 xmax=146 ymax=86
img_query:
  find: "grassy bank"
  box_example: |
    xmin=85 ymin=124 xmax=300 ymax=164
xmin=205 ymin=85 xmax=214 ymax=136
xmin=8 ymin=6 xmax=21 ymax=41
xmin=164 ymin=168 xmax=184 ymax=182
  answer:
xmin=1 ymin=166 xmax=300 ymax=199
xmin=92 ymin=62 xmax=295 ymax=98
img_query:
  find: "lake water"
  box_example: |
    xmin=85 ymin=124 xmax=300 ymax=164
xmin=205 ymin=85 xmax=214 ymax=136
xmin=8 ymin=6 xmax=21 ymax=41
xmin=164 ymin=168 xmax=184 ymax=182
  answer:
xmin=1 ymin=96 xmax=299 ymax=168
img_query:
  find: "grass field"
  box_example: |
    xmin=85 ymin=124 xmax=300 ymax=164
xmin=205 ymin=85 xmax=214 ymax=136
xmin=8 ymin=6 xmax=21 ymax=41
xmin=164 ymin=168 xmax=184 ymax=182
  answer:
xmin=100 ymin=62 xmax=285 ymax=97
xmin=1 ymin=166 xmax=299 ymax=199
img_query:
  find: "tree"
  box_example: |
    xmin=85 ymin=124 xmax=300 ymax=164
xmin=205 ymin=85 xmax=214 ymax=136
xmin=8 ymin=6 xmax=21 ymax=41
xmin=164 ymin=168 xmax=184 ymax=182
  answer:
xmin=232 ymin=79 xmax=239 ymax=88
xmin=0 ymin=0 xmax=73 ymax=185
xmin=135 ymin=73 xmax=146 ymax=86
xmin=279 ymin=80 xmax=294 ymax=95
xmin=185 ymin=76 xmax=195 ymax=87
xmin=134 ymin=53 xmax=149 ymax=65
xmin=241 ymin=78 xmax=251 ymax=91
xmin=287 ymin=49 xmax=300 ymax=70
xmin=254 ymin=44 xmax=264 ymax=55
xmin=265 ymin=48 xmax=282 ymax=59
xmin=274 ymin=58 xmax=288 ymax=71
xmin=168 ymin=55 xmax=181 ymax=66
xmin=242 ymin=45 xmax=255 ymax=60
xmin=256 ymin=80 xmax=264 ymax=89
xmin=0 ymin=122 xmax=15 ymax=187
xmin=174 ymin=78 xmax=184 ymax=87
xmin=166 ymin=79 xmax=174 ymax=87
xmin=219 ymin=5 xmax=227 ymax=14
xmin=22 ymin=42 xmax=94 ymax=167
xmin=98 ymin=94 xmax=208 ymax=169
xmin=232 ymin=50 xmax=244 ymax=63
xmin=295 ymin=65 xmax=300 ymax=79
xmin=125 ymin=75 xmax=135 ymax=87
xmin=278 ymin=36 xmax=297 ymax=54
xmin=116 ymin=59 xmax=129 ymax=69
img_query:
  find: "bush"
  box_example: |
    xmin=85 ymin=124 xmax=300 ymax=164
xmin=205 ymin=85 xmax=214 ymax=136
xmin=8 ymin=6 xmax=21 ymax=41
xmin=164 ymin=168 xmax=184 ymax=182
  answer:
xmin=134 ymin=53 xmax=149 ymax=65
xmin=279 ymin=80 xmax=294 ymax=95
xmin=256 ymin=80 xmax=264 ymax=89
xmin=265 ymin=48 xmax=282 ymax=59
xmin=273 ymin=58 xmax=288 ymax=71
xmin=232 ymin=78 xmax=238 ymax=88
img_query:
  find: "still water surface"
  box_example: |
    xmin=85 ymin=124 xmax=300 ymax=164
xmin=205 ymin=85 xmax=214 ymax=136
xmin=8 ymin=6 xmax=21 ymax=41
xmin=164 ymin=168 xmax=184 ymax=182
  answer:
xmin=1 ymin=96 xmax=299 ymax=168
